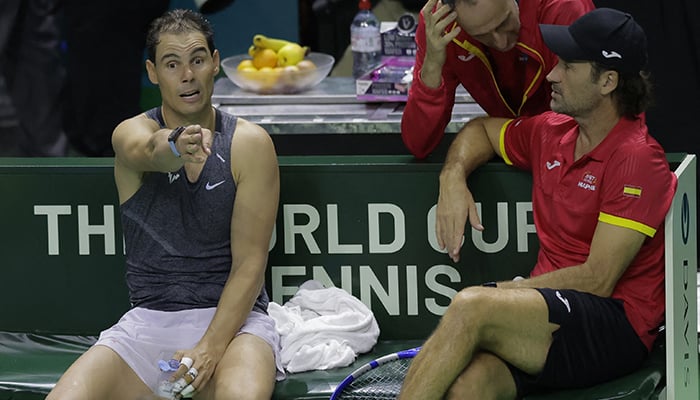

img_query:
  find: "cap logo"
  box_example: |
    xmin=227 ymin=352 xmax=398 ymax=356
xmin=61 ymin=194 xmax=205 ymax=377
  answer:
xmin=601 ymin=50 xmax=622 ymax=59
xmin=540 ymin=8 xmax=646 ymax=73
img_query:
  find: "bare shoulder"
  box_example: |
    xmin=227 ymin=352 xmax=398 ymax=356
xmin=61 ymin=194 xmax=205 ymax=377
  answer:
xmin=230 ymin=117 xmax=278 ymax=177
xmin=232 ymin=117 xmax=272 ymax=143
xmin=231 ymin=118 xmax=276 ymax=158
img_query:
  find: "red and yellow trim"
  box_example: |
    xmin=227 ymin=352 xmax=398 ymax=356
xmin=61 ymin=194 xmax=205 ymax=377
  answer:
xmin=623 ymin=186 xmax=643 ymax=197
xmin=515 ymin=42 xmax=546 ymax=115
xmin=450 ymin=24 xmax=547 ymax=117
xmin=599 ymin=212 xmax=656 ymax=237
xmin=499 ymin=119 xmax=515 ymax=165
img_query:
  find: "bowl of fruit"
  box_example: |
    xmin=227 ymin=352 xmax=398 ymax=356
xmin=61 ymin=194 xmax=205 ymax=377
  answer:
xmin=221 ymin=34 xmax=335 ymax=94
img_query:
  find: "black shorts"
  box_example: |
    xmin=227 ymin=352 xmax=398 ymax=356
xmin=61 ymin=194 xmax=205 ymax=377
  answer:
xmin=507 ymin=288 xmax=649 ymax=398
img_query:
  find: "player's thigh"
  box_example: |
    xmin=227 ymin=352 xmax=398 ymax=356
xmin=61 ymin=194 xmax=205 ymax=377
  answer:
xmin=46 ymin=344 xmax=152 ymax=400
xmin=451 ymin=287 xmax=557 ymax=375
xmin=200 ymin=333 xmax=276 ymax=400
xmin=446 ymin=351 xmax=516 ymax=400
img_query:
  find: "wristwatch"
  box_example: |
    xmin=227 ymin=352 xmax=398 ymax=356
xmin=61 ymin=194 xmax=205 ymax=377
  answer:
xmin=167 ymin=126 xmax=186 ymax=157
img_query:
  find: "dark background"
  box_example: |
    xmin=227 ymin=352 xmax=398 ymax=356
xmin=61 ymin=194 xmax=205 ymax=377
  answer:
xmin=1 ymin=0 xmax=698 ymax=159
xmin=300 ymin=0 xmax=700 ymax=159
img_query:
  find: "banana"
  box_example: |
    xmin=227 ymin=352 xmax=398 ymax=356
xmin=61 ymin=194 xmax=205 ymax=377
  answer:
xmin=277 ymin=43 xmax=309 ymax=67
xmin=253 ymin=34 xmax=295 ymax=52
xmin=248 ymin=45 xmax=262 ymax=58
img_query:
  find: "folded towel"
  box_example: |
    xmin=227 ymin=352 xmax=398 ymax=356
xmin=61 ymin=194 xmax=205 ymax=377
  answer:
xmin=268 ymin=280 xmax=380 ymax=373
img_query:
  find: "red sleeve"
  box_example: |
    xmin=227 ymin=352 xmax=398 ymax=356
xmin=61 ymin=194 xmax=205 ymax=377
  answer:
xmin=533 ymin=0 xmax=596 ymax=73
xmin=501 ymin=115 xmax=542 ymax=171
xmin=501 ymin=111 xmax=575 ymax=171
xmin=538 ymin=0 xmax=596 ymax=25
xmin=400 ymin=11 xmax=460 ymax=159
xmin=599 ymin=145 xmax=677 ymax=237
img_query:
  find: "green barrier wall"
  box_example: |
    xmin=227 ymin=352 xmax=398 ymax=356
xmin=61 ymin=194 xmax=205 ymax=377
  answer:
xmin=664 ymin=155 xmax=699 ymax=399
xmin=0 ymin=155 xmax=686 ymax=341
xmin=267 ymin=156 xmax=536 ymax=340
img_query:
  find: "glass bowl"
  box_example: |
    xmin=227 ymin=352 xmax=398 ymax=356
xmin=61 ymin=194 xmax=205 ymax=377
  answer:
xmin=221 ymin=52 xmax=335 ymax=94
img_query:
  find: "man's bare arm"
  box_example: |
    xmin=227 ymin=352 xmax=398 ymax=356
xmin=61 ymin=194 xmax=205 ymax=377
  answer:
xmin=498 ymin=222 xmax=646 ymax=297
xmin=437 ymin=116 xmax=510 ymax=261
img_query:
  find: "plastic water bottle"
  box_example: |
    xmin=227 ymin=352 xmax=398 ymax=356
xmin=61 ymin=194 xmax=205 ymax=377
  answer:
xmin=350 ymin=0 xmax=382 ymax=79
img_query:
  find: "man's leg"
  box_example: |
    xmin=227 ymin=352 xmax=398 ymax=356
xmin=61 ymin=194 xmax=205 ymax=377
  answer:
xmin=399 ymin=287 xmax=558 ymax=400
xmin=446 ymin=351 xmax=518 ymax=400
xmin=46 ymin=345 xmax=153 ymax=400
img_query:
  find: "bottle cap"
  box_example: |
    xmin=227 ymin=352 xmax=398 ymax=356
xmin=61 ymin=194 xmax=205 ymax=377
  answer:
xmin=359 ymin=0 xmax=371 ymax=11
xmin=158 ymin=359 xmax=181 ymax=372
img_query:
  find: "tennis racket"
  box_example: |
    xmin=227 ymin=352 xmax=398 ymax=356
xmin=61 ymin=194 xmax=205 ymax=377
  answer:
xmin=330 ymin=347 xmax=421 ymax=400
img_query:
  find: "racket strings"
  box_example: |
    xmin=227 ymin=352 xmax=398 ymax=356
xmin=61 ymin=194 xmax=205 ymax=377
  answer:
xmin=338 ymin=358 xmax=413 ymax=400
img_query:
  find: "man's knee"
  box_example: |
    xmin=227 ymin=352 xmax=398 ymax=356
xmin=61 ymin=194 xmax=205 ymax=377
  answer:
xmin=442 ymin=286 xmax=494 ymax=328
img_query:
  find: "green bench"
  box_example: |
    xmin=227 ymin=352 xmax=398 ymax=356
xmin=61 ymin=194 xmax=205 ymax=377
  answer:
xmin=0 ymin=155 xmax=697 ymax=399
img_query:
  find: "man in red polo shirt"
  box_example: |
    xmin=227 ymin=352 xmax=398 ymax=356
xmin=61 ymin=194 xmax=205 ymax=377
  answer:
xmin=399 ymin=8 xmax=677 ymax=399
xmin=401 ymin=0 xmax=594 ymax=159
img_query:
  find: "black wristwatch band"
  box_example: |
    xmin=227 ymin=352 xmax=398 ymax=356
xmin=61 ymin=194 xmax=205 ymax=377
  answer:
xmin=167 ymin=126 xmax=186 ymax=157
xmin=482 ymin=281 xmax=498 ymax=288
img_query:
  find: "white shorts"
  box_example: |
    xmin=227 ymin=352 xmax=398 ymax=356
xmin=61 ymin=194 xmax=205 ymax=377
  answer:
xmin=95 ymin=307 xmax=285 ymax=391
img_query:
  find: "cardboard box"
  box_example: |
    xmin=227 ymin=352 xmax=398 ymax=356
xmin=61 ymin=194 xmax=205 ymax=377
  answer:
xmin=356 ymin=56 xmax=414 ymax=102
xmin=356 ymin=13 xmax=417 ymax=102
xmin=380 ymin=14 xmax=418 ymax=57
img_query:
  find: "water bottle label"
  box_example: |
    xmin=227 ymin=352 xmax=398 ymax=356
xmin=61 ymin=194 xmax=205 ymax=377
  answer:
xmin=351 ymin=31 xmax=382 ymax=53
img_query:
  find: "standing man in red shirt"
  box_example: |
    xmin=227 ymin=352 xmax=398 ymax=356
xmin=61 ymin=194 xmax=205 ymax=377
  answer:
xmin=399 ymin=8 xmax=676 ymax=399
xmin=401 ymin=0 xmax=594 ymax=159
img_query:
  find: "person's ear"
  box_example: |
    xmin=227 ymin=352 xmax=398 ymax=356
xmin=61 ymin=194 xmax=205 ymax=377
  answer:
xmin=601 ymin=71 xmax=618 ymax=95
xmin=146 ymin=60 xmax=158 ymax=85
xmin=213 ymin=49 xmax=220 ymax=75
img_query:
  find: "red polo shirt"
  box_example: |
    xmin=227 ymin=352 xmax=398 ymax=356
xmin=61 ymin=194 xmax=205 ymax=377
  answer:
xmin=401 ymin=0 xmax=595 ymax=159
xmin=500 ymin=111 xmax=677 ymax=350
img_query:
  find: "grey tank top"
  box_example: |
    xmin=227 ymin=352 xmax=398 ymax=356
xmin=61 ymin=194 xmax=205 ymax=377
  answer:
xmin=120 ymin=107 xmax=269 ymax=313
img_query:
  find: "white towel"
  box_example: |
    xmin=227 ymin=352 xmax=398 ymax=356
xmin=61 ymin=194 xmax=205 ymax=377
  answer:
xmin=268 ymin=280 xmax=380 ymax=373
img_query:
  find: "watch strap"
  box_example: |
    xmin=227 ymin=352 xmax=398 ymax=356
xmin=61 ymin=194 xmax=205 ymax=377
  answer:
xmin=167 ymin=126 xmax=186 ymax=157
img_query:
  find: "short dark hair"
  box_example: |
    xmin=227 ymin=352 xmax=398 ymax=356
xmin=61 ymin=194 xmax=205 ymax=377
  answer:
xmin=590 ymin=63 xmax=654 ymax=118
xmin=146 ymin=9 xmax=216 ymax=64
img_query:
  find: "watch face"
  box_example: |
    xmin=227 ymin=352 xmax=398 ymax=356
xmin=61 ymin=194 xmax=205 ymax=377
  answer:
xmin=168 ymin=126 xmax=186 ymax=142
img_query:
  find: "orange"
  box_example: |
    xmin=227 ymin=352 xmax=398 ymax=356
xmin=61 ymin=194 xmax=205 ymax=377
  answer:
xmin=278 ymin=65 xmax=300 ymax=85
xmin=237 ymin=59 xmax=255 ymax=71
xmin=256 ymin=66 xmax=282 ymax=90
xmin=296 ymin=59 xmax=317 ymax=71
xmin=252 ymin=48 xmax=278 ymax=69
